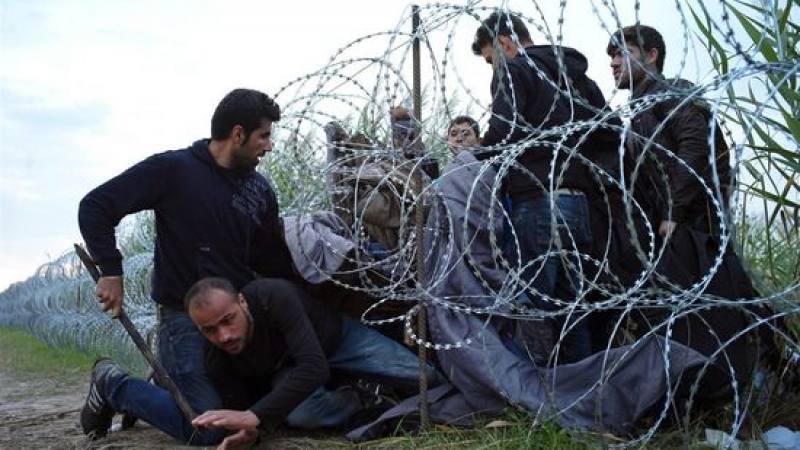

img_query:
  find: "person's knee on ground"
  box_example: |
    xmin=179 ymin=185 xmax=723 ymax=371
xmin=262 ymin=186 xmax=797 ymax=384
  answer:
xmin=285 ymin=385 xmax=363 ymax=429
xmin=82 ymin=358 xmax=226 ymax=445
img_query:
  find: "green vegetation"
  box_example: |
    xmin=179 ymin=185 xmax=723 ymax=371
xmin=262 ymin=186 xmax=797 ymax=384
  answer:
xmin=0 ymin=325 xmax=97 ymax=393
xmin=739 ymin=218 xmax=799 ymax=296
xmin=355 ymin=414 xmax=718 ymax=449
xmin=0 ymin=2 xmax=795 ymax=449
xmin=692 ymin=0 xmax=799 ymax=343
xmin=691 ymin=0 xmax=799 ymax=290
xmin=377 ymin=419 xmax=605 ymax=450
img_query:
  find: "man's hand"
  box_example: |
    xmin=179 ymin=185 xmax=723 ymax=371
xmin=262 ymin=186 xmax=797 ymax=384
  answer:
xmin=218 ymin=429 xmax=260 ymax=450
xmin=96 ymin=276 xmax=124 ymax=318
xmin=193 ymin=410 xmax=261 ymax=450
xmin=192 ymin=409 xmax=260 ymax=432
xmin=659 ymin=220 xmax=677 ymax=238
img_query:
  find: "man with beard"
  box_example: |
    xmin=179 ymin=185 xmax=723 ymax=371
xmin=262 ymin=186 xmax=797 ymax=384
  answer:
xmin=607 ymin=24 xmax=732 ymax=240
xmin=471 ymin=11 xmax=613 ymax=364
xmin=78 ymin=88 xmax=294 ymax=444
xmin=83 ymin=277 xmax=441 ymax=449
xmin=605 ymin=25 xmax=779 ymax=418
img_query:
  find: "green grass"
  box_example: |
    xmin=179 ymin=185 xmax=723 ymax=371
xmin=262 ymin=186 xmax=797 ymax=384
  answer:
xmin=1 ymin=325 xmax=796 ymax=449
xmin=358 ymin=391 xmax=800 ymax=450
xmin=394 ymin=420 xmax=604 ymax=450
xmin=0 ymin=325 xmax=98 ymax=386
xmin=362 ymin=415 xmax=677 ymax=449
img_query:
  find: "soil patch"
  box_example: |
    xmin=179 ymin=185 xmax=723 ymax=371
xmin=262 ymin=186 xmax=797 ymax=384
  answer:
xmin=0 ymin=370 xmax=206 ymax=450
xmin=0 ymin=370 xmax=355 ymax=449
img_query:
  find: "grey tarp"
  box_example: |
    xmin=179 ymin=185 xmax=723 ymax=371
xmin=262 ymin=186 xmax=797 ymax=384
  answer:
xmin=283 ymin=212 xmax=356 ymax=284
xmin=283 ymin=210 xmax=411 ymax=286
xmin=347 ymin=152 xmax=707 ymax=440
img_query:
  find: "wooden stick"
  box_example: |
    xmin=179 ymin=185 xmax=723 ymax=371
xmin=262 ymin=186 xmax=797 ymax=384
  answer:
xmin=74 ymin=243 xmax=197 ymax=422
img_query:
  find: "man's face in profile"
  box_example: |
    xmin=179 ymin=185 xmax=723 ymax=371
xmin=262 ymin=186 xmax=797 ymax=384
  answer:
xmin=610 ymin=41 xmax=650 ymax=89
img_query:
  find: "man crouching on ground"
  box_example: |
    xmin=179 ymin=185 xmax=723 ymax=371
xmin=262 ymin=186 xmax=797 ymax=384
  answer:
xmin=82 ymin=277 xmax=442 ymax=449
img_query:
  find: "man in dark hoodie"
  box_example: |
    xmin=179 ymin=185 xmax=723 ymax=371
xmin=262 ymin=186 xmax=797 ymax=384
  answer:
xmin=471 ymin=11 xmax=613 ymax=364
xmin=77 ymin=88 xmax=294 ymax=444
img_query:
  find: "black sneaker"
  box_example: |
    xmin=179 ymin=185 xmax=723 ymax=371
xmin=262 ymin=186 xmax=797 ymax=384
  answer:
xmin=80 ymin=358 xmax=117 ymax=439
xmin=343 ymin=379 xmax=400 ymax=430
xmin=353 ymin=379 xmax=399 ymax=409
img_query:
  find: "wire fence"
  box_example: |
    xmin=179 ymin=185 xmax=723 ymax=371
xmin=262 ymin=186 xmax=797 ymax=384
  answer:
xmin=0 ymin=0 xmax=797 ymax=444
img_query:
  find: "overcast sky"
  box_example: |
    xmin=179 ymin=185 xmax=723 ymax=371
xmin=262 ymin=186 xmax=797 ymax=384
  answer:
xmin=0 ymin=0 xmax=720 ymax=291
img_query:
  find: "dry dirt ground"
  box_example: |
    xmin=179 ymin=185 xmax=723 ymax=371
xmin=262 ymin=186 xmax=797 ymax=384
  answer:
xmin=0 ymin=370 xmax=354 ymax=450
xmin=0 ymin=370 xmax=211 ymax=450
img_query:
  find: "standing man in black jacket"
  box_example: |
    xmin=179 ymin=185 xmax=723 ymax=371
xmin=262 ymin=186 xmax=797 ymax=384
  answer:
xmin=607 ymin=24 xmax=732 ymax=240
xmin=78 ymin=88 xmax=293 ymax=444
xmin=472 ymin=11 xmax=611 ymax=364
xmin=605 ymin=26 xmax=772 ymax=416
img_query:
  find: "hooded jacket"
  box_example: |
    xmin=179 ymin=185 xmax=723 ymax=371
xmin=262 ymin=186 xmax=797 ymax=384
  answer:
xmin=78 ymin=139 xmax=293 ymax=310
xmin=479 ymin=45 xmax=608 ymax=201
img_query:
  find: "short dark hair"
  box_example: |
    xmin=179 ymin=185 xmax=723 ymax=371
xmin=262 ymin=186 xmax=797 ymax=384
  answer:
xmin=210 ymin=88 xmax=281 ymax=141
xmin=606 ymin=24 xmax=666 ymax=73
xmin=471 ymin=11 xmax=532 ymax=56
xmin=184 ymin=277 xmax=237 ymax=311
xmin=449 ymin=115 xmax=480 ymax=137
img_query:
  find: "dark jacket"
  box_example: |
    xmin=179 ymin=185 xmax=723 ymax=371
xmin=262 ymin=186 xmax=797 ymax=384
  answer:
xmin=625 ymin=75 xmax=732 ymax=233
xmin=479 ymin=45 xmax=610 ymax=201
xmin=205 ymin=278 xmax=343 ymax=430
xmin=78 ymin=139 xmax=293 ymax=310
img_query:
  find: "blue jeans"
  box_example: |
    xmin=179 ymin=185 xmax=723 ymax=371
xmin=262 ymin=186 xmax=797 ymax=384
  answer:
xmin=286 ymin=316 xmax=442 ymax=428
xmin=101 ymin=308 xmax=225 ymax=445
xmin=508 ymin=192 xmax=593 ymax=363
xmin=102 ymin=315 xmax=439 ymax=437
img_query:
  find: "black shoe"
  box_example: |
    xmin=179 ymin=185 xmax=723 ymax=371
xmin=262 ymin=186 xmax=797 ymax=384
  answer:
xmin=120 ymin=414 xmax=137 ymax=430
xmin=343 ymin=380 xmax=399 ymax=430
xmin=353 ymin=379 xmax=399 ymax=409
xmin=80 ymin=358 xmax=117 ymax=439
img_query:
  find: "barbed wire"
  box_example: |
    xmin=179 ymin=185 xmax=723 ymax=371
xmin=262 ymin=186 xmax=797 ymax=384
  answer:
xmin=0 ymin=0 xmax=797 ymax=445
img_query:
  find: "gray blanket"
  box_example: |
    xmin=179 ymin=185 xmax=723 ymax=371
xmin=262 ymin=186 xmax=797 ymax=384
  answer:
xmin=283 ymin=212 xmax=355 ymax=284
xmin=348 ymin=152 xmax=708 ymax=440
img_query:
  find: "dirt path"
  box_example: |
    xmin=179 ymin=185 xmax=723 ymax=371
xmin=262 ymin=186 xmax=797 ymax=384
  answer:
xmin=0 ymin=370 xmax=353 ymax=450
xmin=0 ymin=369 xmax=210 ymax=450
